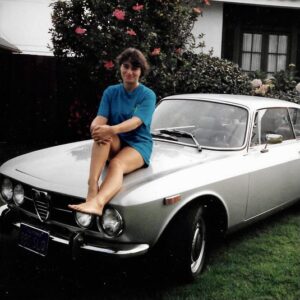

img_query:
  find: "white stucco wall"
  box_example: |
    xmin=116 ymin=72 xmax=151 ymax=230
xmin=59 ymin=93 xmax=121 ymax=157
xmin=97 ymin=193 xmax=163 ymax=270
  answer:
xmin=191 ymin=1 xmax=224 ymax=57
xmin=0 ymin=0 xmax=53 ymax=55
xmin=213 ymin=0 xmax=300 ymax=8
xmin=0 ymin=0 xmax=225 ymax=57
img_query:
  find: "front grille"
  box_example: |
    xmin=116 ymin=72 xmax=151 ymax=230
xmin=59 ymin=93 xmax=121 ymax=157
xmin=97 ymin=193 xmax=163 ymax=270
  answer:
xmin=0 ymin=175 xmax=101 ymax=231
xmin=4 ymin=177 xmax=83 ymax=227
xmin=33 ymin=192 xmax=50 ymax=222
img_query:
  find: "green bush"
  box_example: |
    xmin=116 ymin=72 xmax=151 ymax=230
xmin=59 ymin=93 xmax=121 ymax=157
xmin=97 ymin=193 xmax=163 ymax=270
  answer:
xmin=173 ymin=52 xmax=251 ymax=95
xmin=250 ymin=64 xmax=300 ymax=103
xmin=50 ymin=0 xmax=250 ymax=97
xmin=50 ymin=0 xmax=252 ymax=138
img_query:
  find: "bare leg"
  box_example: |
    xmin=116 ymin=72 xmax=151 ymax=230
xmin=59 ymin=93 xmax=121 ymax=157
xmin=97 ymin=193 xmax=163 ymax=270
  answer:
xmin=69 ymin=147 xmax=144 ymax=215
xmin=86 ymin=136 xmax=121 ymax=201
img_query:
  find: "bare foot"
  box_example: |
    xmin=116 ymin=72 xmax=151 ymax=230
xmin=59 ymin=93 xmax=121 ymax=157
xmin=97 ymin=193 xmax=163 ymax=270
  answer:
xmin=68 ymin=197 xmax=104 ymax=216
xmin=86 ymin=182 xmax=99 ymax=202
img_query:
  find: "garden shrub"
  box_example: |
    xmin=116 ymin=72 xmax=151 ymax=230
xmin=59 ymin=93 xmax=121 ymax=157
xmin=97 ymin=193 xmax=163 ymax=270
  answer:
xmin=50 ymin=0 xmax=252 ymax=138
xmin=250 ymin=64 xmax=300 ymax=103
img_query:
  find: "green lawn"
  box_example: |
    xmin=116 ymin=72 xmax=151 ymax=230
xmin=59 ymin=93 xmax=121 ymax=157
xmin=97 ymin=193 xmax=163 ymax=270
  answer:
xmin=163 ymin=205 xmax=300 ymax=300
xmin=0 ymin=202 xmax=299 ymax=299
xmin=103 ymin=202 xmax=300 ymax=300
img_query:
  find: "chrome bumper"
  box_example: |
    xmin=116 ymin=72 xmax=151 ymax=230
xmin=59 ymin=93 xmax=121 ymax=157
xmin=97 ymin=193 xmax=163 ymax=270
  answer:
xmin=12 ymin=222 xmax=149 ymax=257
xmin=0 ymin=205 xmax=149 ymax=258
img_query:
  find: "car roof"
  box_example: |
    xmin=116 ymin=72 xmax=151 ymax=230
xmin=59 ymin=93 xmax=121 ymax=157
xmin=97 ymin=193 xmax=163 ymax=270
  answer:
xmin=162 ymin=94 xmax=300 ymax=111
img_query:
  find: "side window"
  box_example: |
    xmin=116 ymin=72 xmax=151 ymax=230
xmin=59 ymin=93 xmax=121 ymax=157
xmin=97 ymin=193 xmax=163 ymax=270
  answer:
xmin=251 ymin=108 xmax=295 ymax=146
xmin=251 ymin=112 xmax=259 ymax=146
xmin=288 ymin=108 xmax=300 ymax=138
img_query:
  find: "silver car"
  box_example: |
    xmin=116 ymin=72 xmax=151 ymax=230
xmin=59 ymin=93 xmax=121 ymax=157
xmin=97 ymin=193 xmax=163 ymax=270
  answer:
xmin=1 ymin=94 xmax=300 ymax=281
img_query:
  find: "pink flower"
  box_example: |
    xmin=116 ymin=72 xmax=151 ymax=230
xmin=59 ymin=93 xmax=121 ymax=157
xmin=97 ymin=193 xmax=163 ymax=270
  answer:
xmin=175 ymin=48 xmax=182 ymax=55
xmin=204 ymin=0 xmax=210 ymax=5
xmin=103 ymin=60 xmax=115 ymax=70
xmin=251 ymin=79 xmax=262 ymax=89
xmin=255 ymin=84 xmax=269 ymax=96
xmin=126 ymin=29 xmax=137 ymax=36
xmin=75 ymin=27 xmax=87 ymax=35
xmin=113 ymin=9 xmax=125 ymax=20
xmin=192 ymin=7 xmax=202 ymax=14
xmin=150 ymin=48 xmax=161 ymax=56
xmin=132 ymin=3 xmax=144 ymax=11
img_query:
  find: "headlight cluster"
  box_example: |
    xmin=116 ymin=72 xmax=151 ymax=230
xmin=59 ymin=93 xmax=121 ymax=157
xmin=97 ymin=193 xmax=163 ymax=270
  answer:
xmin=98 ymin=208 xmax=124 ymax=237
xmin=75 ymin=212 xmax=93 ymax=229
xmin=74 ymin=207 xmax=124 ymax=237
xmin=1 ymin=178 xmax=25 ymax=206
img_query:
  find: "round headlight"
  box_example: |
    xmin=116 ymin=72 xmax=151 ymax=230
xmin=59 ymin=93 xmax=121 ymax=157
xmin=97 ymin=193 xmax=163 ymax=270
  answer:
xmin=98 ymin=208 xmax=124 ymax=237
xmin=1 ymin=178 xmax=13 ymax=201
xmin=13 ymin=184 xmax=25 ymax=206
xmin=75 ymin=212 xmax=93 ymax=228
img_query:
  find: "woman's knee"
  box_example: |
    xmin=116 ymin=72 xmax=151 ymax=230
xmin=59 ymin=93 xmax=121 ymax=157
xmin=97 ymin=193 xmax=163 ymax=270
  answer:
xmin=108 ymin=157 xmax=125 ymax=172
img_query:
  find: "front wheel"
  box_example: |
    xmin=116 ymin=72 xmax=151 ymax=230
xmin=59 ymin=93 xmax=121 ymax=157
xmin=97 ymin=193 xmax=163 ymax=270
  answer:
xmin=190 ymin=213 xmax=206 ymax=277
xmin=162 ymin=204 xmax=207 ymax=282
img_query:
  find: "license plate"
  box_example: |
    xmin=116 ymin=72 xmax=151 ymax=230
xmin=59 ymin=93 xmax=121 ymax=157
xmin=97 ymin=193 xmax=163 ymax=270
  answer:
xmin=18 ymin=223 xmax=49 ymax=256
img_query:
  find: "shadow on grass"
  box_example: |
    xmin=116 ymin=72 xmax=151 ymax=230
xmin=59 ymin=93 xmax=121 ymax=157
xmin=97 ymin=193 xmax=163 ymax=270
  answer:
xmin=0 ymin=201 xmax=299 ymax=300
xmin=0 ymin=236 xmax=180 ymax=299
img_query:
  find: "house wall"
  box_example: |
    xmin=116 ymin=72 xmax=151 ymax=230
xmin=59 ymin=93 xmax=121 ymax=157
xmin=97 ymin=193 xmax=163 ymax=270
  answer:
xmin=222 ymin=3 xmax=300 ymax=75
xmin=213 ymin=0 xmax=300 ymax=9
xmin=192 ymin=1 xmax=224 ymax=57
xmin=0 ymin=0 xmax=53 ymax=56
xmin=0 ymin=0 xmax=225 ymax=58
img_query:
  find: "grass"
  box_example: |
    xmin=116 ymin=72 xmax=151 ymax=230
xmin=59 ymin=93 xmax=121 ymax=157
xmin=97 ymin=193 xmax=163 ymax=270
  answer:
xmin=1 ymin=202 xmax=299 ymax=300
xmin=161 ymin=203 xmax=300 ymax=300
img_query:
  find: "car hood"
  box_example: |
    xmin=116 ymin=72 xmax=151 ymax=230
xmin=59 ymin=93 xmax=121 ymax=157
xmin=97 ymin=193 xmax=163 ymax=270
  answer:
xmin=0 ymin=140 xmax=232 ymax=200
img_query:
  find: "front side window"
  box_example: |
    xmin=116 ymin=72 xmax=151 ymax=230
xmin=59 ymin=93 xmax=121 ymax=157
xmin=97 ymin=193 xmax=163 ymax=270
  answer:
xmin=241 ymin=32 xmax=288 ymax=75
xmin=251 ymin=108 xmax=294 ymax=146
xmin=288 ymin=108 xmax=300 ymax=138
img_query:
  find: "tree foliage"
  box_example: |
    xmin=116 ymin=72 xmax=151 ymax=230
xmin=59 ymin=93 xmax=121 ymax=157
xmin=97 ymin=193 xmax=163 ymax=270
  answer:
xmin=50 ymin=0 xmax=202 ymax=95
xmin=250 ymin=64 xmax=300 ymax=103
xmin=50 ymin=0 xmax=250 ymax=98
xmin=50 ymin=0 xmax=251 ymax=138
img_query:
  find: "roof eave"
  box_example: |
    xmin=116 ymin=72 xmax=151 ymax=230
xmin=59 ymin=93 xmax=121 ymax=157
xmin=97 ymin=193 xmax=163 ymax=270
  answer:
xmin=0 ymin=37 xmax=22 ymax=54
xmin=212 ymin=0 xmax=300 ymax=9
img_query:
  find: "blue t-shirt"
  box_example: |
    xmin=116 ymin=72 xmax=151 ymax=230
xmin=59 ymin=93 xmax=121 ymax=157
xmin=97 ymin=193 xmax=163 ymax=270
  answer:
xmin=97 ymin=83 xmax=156 ymax=166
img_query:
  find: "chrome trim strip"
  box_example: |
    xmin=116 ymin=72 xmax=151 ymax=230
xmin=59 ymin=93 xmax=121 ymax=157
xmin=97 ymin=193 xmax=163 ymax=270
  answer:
xmin=82 ymin=244 xmax=149 ymax=256
xmin=12 ymin=222 xmax=149 ymax=257
xmin=53 ymin=207 xmax=73 ymax=214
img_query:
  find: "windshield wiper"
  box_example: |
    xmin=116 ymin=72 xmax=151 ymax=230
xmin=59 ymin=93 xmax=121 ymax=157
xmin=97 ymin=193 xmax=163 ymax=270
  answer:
xmin=159 ymin=129 xmax=202 ymax=152
xmin=151 ymin=132 xmax=178 ymax=141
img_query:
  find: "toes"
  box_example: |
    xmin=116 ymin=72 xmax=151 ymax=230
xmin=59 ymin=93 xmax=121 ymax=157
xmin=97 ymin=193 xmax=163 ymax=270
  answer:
xmin=68 ymin=204 xmax=80 ymax=211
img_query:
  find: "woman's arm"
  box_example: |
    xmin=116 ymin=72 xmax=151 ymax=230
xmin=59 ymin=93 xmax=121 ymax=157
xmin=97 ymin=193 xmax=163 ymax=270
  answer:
xmin=91 ymin=117 xmax=142 ymax=142
xmin=90 ymin=116 xmax=108 ymax=133
xmin=112 ymin=117 xmax=142 ymax=134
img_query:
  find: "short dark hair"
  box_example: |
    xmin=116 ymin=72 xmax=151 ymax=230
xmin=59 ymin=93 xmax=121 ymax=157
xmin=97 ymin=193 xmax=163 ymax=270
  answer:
xmin=116 ymin=48 xmax=150 ymax=77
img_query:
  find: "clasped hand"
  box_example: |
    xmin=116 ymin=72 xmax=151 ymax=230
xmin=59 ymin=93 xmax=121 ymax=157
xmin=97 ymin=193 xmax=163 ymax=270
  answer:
xmin=91 ymin=125 xmax=114 ymax=144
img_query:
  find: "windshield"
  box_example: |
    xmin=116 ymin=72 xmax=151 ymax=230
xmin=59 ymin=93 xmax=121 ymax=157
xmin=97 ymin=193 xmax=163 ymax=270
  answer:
xmin=151 ymin=99 xmax=248 ymax=149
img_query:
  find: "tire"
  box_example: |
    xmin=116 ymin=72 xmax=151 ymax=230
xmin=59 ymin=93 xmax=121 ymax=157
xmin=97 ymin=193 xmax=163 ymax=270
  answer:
xmin=162 ymin=203 xmax=207 ymax=282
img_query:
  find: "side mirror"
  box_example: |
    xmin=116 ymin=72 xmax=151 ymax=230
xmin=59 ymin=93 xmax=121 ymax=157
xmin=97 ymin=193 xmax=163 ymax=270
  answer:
xmin=261 ymin=134 xmax=283 ymax=153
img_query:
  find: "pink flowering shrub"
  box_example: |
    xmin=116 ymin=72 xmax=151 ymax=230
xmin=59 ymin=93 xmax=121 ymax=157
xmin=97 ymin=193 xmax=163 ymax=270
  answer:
xmin=50 ymin=0 xmax=250 ymax=138
xmin=249 ymin=64 xmax=300 ymax=103
xmin=50 ymin=0 xmax=210 ymax=95
xmin=74 ymin=27 xmax=87 ymax=35
xmin=112 ymin=9 xmax=125 ymax=20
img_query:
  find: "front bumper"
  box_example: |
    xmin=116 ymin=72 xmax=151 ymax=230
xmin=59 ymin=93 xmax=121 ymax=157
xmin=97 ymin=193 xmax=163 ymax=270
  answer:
xmin=0 ymin=205 xmax=149 ymax=258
